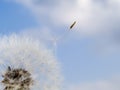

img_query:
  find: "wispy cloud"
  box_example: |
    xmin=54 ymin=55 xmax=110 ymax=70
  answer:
xmin=9 ymin=0 xmax=120 ymax=53
xmin=10 ymin=0 xmax=120 ymax=35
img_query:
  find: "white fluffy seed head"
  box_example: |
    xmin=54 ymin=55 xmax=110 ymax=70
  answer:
xmin=0 ymin=34 xmax=62 ymax=90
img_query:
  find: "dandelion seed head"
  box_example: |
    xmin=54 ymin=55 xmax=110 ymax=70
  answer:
xmin=2 ymin=66 xmax=33 ymax=90
xmin=0 ymin=34 xmax=62 ymax=90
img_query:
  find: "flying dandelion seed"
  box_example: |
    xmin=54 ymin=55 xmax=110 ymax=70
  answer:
xmin=50 ymin=21 xmax=77 ymax=56
xmin=0 ymin=34 xmax=62 ymax=90
xmin=70 ymin=21 xmax=76 ymax=29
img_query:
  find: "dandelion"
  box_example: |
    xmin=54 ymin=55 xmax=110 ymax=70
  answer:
xmin=2 ymin=66 xmax=33 ymax=90
xmin=0 ymin=34 xmax=62 ymax=90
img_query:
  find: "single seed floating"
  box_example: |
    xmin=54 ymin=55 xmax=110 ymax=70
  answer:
xmin=70 ymin=21 xmax=76 ymax=29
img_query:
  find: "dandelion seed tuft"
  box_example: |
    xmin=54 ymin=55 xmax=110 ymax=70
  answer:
xmin=2 ymin=66 xmax=33 ymax=90
xmin=0 ymin=34 xmax=62 ymax=90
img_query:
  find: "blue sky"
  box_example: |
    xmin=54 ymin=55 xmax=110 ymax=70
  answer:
xmin=0 ymin=1 xmax=38 ymax=34
xmin=0 ymin=0 xmax=120 ymax=90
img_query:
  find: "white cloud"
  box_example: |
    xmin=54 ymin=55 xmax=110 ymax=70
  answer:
xmin=10 ymin=0 xmax=120 ymax=36
xmin=9 ymin=0 xmax=120 ymax=53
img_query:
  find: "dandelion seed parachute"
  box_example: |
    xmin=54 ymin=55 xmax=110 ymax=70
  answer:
xmin=0 ymin=34 xmax=62 ymax=90
xmin=50 ymin=21 xmax=77 ymax=56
